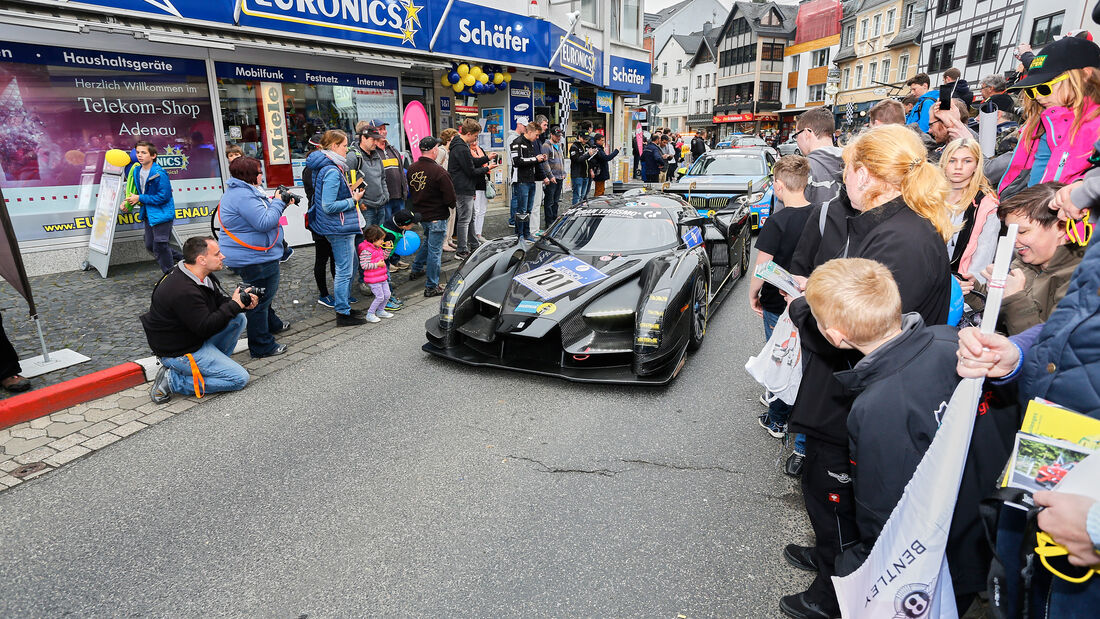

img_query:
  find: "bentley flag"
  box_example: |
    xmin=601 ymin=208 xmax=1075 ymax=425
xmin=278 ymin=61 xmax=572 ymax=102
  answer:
xmin=832 ymin=225 xmax=1018 ymax=618
xmin=0 ymin=185 xmax=36 ymax=316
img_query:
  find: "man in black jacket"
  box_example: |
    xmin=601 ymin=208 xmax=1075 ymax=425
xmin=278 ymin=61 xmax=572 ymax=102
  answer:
xmin=641 ymin=135 xmax=666 ymax=182
xmin=408 ymin=137 xmax=457 ymax=297
xmin=448 ymin=118 xmax=495 ymax=259
xmin=140 ymin=236 xmax=255 ymax=404
xmin=690 ymin=130 xmax=707 ymax=162
xmin=588 ymin=133 xmax=619 ymax=197
xmin=511 ymin=122 xmax=546 ymax=239
xmin=569 ymin=132 xmax=595 ymax=205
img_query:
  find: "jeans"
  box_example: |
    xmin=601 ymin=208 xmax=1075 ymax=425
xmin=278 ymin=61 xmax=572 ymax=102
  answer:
xmin=327 ymin=233 xmax=356 ymax=315
xmin=412 ymin=219 xmax=448 ymax=289
xmin=474 ymin=190 xmax=488 ymax=236
xmin=571 ymin=176 xmax=590 ymax=205
xmin=364 ymin=206 xmax=386 ymax=227
xmin=513 ymin=182 xmax=536 ymax=238
xmin=144 ymin=219 xmax=182 ymax=273
xmin=543 ymin=180 xmax=562 ymax=227
xmin=763 ymin=310 xmax=805 ymax=454
xmin=455 ymin=193 xmax=478 ymax=253
xmin=384 ymin=198 xmax=405 ymax=221
xmin=161 ymin=313 xmax=248 ymax=396
xmin=229 ymin=260 xmax=285 ymax=356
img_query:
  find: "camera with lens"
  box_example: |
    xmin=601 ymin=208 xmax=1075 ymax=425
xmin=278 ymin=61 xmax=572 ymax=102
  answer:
xmin=236 ymin=283 xmax=266 ymax=306
xmin=275 ymin=186 xmax=300 ymax=206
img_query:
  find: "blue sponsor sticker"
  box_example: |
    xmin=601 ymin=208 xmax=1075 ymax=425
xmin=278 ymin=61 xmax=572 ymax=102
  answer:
xmin=682 ymin=226 xmax=703 ymax=249
xmin=516 ymin=300 xmax=541 ymax=313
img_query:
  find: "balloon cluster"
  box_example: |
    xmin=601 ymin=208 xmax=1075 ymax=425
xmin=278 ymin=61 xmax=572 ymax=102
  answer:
xmin=441 ymin=63 xmax=515 ymax=98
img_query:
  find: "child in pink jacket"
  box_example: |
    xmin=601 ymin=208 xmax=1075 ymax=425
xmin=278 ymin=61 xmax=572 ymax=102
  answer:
xmin=358 ymin=226 xmax=392 ymax=323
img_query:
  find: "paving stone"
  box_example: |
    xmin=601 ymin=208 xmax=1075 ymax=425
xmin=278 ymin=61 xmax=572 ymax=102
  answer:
xmin=82 ymin=432 xmax=121 ymax=451
xmin=165 ymin=400 xmax=195 ymax=414
xmin=10 ymin=426 xmax=47 ymax=440
xmin=0 ymin=429 xmax=10 ymax=443
xmin=84 ymin=396 xmax=120 ymax=410
xmin=0 ymin=475 xmax=22 ymax=488
xmin=45 ymin=445 xmax=91 ymax=467
xmin=14 ymin=446 xmax=57 ymax=465
xmin=136 ymin=402 xmax=164 ymax=414
xmin=17 ymin=467 xmax=53 ymax=481
xmin=44 ymin=420 xmax=91 ymax=439
xmin=28 ymin=417 xmax=52 ymax=430
xmin=48 ymin=433 xmax=90 ymax=452
xmin=111 ymin=421 xmax=146 ymax=438
xmin=0 ymin=459 xmax=18 ymax=472
xmin=49 ymin=412 xmax=84 ymax=424
xmin=79 ymin=421 xmax=118 ymax=439
xmin=4 ymin=435 xmax=52 ymax=457
xmin=251 ymin=366 xmax=275 ymax=377
xmin=108 ymin=409 xmax=145 ymax=426
xmin=115 ymin=396 xmax=148 ymax=409
xmin=84 ymin=407 xmax=126 ymax=423
xmin=140 ymin=410 xmax=173 ymax=426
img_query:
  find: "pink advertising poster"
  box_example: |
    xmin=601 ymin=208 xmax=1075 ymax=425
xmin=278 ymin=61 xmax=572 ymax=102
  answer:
xmin=0 ymin=41 xmax=222 ymax=241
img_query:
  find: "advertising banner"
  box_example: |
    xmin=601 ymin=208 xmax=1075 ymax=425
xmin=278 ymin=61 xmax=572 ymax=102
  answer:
xmin=596 ymin=90 xmax=613 ymax=114
xmin=259 ymin=82 xmax=290 ymax=165
xmin=509 ymin=81 xmax=534 ymax=127
xmin=549 ymin=25 xmax=602 ymax=87
xmin=482 ymin=108 xmax=505 ymax=148
xmin=533 ymin=81 xmax=546 ymax=107
xmin=0 ymin=41 xmax=221 ymax=241
xmin=432 ymin=2 xmax=549 ymax=69
xmin=714 ymin=114 xmax=755 ymax=123
xmin=608 ymin=54 xmax=652 ymax=94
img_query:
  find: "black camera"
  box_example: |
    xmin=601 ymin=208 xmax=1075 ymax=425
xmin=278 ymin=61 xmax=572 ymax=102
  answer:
xmin=236 ymin=283 xmax=266 ymax=306
xmin=276 ymin=186 xmax=300 ymax=206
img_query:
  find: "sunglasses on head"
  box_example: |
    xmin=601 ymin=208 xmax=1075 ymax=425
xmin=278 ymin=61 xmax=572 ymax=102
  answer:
xmin=1021 ymin=73 xmax=1070 ymax=99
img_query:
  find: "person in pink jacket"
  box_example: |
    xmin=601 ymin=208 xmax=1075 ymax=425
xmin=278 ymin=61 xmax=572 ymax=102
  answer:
xmin=998 ymin=37 xmax=1100 ymax=199
xmin=939 ymin=138 xmax=1001 ymax=290
xmin=357 ymin=226 xmax=392 ymax=323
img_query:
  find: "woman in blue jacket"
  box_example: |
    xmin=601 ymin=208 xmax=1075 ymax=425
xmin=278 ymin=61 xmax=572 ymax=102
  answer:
xmin=123 ymin=141 xmax=179 ymax=273
xmin=219 ymin=156 xmax=290 ymax=358
xmin=304 ymin=130 xmax=367 ymax=326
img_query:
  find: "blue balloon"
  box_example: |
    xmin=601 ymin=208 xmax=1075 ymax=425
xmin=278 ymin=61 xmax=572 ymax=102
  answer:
xmin=947 ymin=275 xmax=964 ymax=327
xmin=448 ymin=71 xmax=461 ymax=84
xmin=472 ymin=82 xmax=484 ymax=94
xmin=394 ymin=231 xmax=421 ymax=256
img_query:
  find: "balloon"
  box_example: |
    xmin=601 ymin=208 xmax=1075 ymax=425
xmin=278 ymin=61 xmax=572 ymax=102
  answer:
xmin=448 ymin=70 xmax=461 ymax=84
xmin=457 ymin=63 xmax=469 ymax=77
xmin=492 ymin=73 xmax=504 ymax=85
xmin=105 ymin=149 xmax=132 ymax=168
xmin=947 ymin=276 xmax=964 ymax=327
xmin=472 ymin=82 xmax=483 ymax=94
xmin=503 ymin=73 xmax=512 ymax=83
xmin=477 ymin=73 xmax=489 ymax=84
xmin=394 ymin=231 xmax=421 ymax=256
xmin=462 ymin=74 xmax=476 ymax=86
xmin=441 ymin=75 xmax=452 ymax=87
xmin=452 ymin=82 xmax=464 ymax=93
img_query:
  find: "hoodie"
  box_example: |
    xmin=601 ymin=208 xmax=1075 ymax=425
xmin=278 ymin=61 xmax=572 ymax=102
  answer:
xmin=347 ymin=144 xmax=389 ymax=209
xmin=803 ymin=146 xmax=844 ymax=208
xmin=905 ymin=90 xmax=939 ymax=132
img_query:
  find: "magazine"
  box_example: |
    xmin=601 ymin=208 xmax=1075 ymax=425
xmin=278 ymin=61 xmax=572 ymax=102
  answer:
xmin=1000 ymin=399 xmax=1100 ymax=498
xmin=753 ymin=261 xmax=803 ymax=299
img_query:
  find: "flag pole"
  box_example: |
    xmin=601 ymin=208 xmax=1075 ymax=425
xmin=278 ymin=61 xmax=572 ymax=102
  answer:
xmin=32 ymin=315 xmax=50 ymax=363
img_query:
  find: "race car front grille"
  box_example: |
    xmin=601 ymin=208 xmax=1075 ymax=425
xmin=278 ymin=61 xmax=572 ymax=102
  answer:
xmin=685 ymin=196 xmax=732 ymax=210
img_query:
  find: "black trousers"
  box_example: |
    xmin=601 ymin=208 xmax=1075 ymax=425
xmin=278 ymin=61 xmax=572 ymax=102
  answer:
xmin=800 ymin=436 xmax=860 ymax=613
xmin=0 ymin=311 xmax=22 ymax=381
xmin=310 ymin=230 xmax=335 ymax=297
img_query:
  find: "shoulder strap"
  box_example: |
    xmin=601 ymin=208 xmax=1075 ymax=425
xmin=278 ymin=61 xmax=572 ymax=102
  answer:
xmin=217 ymin=201 xmax=281 ymax=251
xmin=818 ymin=199 xmax=829 ymax=236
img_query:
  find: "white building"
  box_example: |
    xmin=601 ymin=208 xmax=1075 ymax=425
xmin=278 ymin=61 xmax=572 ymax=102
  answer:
xmin=918 ymin=0 xmax=1026 ymax=86
xmin=645 ymin=0 xmax=731 ymax=64
xmin=1017 ymin=1 xmax=1092 ymax=54
xmin=653 ymin=32 xmax=705 ymax=131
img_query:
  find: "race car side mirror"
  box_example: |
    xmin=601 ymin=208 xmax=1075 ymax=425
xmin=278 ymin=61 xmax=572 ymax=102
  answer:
xmin=678 ymin=215 xmax=709 ymax=228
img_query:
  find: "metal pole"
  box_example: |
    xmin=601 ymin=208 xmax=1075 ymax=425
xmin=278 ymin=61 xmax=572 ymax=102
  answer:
xmin=429 ymin=0 xmax=457 ymax=51
xmin=32 ymin=315 xmax=50 ymax=363
xmin=549 ymin=15 xmax=581 ymax=67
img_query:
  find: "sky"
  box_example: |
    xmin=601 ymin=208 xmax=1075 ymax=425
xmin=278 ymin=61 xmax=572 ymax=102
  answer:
xmin=644 ymin=0 xmax=799 ymax=13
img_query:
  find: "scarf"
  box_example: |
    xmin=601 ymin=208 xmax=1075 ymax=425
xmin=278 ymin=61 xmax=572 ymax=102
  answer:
xmin=321 ymin=149 xmax=348 ymax=171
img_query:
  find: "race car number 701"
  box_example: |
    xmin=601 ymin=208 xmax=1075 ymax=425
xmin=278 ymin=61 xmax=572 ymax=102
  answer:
xmin=513 ymin=256 xmax=609 ymax=299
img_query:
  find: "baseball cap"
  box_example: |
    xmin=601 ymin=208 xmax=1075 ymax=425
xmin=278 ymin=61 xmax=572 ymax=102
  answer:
xmin=369 ymin=118 xmax=390 ymax=128
xmin=418 ymin=136 xmax=441 ymax=151
xmin=308 ymin=132 xmax=323 ymax=148
xmin=1010 ymin=36 xmax=1100 ymax=89
xmin=360 ymin=129 xmax=383 ymax=139
xmin=392 ymin=209 xmax=420 ymax=226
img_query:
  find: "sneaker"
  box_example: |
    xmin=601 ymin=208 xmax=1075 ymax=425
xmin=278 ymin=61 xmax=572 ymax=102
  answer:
xmin=280 ymin=245 xmax=294 ymax=263
xmin=476 ymin=235 xmax=488 ymax=243
xmin=392 ymin=261 xmax=410 ymax=271
xmin=150 ymin=364 xmax=172 ymax=404
xmin=349 ymin=296 xmax=359 ymax=304
xmin=251 ymin=343 xmax=288 ymax=359
xmin=409 ymin=271 xmax=425 ymax=281
xmin=779 ymin=592 xmax=835 ymax=619
xmin=336 ymin=312 xmax=367 ymax=326
xmin=376 ymin=309 xmax=394 ymax=319
xmin=272 ymin=321 xmax=291 ymax=334
xmin=758 ymin=413 xmax=786 ymax=439
xmin=759 ymin=393 xmax=770 ymax=407
xmin=455 ymin=251 xmax=471 ymax=260
xmin=783 ymin=544 xmax=819 ymax=572
xmin=385 ymin=299 xmax=403 ymax=312
xmin=365 ymin=313 xmax=381 ymax=323
xmin=317 ymin=295 xmax=335 ymax=308
xmin=424 ymin=285 xmax=445 ymax=298
xmin=784 ymin=452 xmax=806 ymax=477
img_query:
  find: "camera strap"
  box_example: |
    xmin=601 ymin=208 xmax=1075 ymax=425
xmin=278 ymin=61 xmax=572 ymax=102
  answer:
xmin=217 ymin=201 xmax=282 ymax=252
xmin=185 ymin=353 xmax=206 ymax=399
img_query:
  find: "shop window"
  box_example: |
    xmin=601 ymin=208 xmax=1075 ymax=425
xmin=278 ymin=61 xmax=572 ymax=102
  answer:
xmin=0 ymin=42 xmax=220 ymax=242
xmin=1030 ymin=12 xmax=1063 ymax=47
xmin=968 ymin=29 xmax=1001 ymax=65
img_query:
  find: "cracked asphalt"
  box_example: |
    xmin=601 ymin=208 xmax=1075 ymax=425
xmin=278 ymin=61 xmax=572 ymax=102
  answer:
xmin=0 ymin=254 xmax=813 ymax=617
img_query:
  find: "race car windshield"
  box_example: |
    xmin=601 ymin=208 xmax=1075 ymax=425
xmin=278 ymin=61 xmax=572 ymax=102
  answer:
xmin=735 ymin=138 xmax=768 ymax=147
xmin=689 ymin=156 xmax=766 ymax=176
xmin=546 ymin=210 xmax=679 ymax=253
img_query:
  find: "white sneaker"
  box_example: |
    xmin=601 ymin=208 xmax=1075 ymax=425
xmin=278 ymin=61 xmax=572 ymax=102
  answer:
xmin=376 ymin=310 xmax=394 ymax=319
xmin=365 ymin=313 xmax=381 ymax=323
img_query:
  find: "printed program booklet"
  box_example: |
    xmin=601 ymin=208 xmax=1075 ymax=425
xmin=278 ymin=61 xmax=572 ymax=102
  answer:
xmin=1000 ymin=399 xmax=1100 ymax=503
xmin=754 ymin=261 xmax=803 ymax=299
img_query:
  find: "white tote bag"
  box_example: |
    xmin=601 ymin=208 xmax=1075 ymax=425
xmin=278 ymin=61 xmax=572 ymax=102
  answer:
xmin=744 ymin=308 xmax=803 ymax=406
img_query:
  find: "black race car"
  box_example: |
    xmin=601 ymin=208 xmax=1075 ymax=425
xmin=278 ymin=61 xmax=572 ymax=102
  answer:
xmin=422 ymin=193 xmax=753 ymax=384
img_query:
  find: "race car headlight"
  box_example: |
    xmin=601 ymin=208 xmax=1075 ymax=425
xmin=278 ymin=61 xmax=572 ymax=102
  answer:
xmin=584 ymin=309 xmax=634 ymax=318
xmin=746 ymin=191 xmax=765 ymax=204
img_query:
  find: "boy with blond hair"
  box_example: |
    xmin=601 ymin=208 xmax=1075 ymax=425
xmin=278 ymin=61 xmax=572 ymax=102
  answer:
xmin=804 ymin=258 xmax=979 ymax=602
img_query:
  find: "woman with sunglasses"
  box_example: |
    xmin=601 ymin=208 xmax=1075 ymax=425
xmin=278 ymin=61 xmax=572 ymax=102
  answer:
xmin=997 ymin=36 xmax=1100 ymax=200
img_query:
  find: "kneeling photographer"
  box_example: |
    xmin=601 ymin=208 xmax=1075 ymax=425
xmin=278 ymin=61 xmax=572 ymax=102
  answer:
xmin=218 ymin=156 xmax=294 ymax=358
xmin=141 ymin=236 xmax=258 ymax=403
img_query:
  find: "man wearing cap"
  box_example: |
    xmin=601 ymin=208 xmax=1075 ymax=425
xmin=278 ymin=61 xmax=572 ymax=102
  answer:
xmin=407 ymin=137 xmax=456 ymax=297
xmin=349 ymin=123 xmax=389 ymax=227
xmin=368 ymin=119 xmax=409 ymax=222
xmin=541 ymin=126 xmax=567 ymax=227
xmin=568 ymin=132 xmax=595 ymax=205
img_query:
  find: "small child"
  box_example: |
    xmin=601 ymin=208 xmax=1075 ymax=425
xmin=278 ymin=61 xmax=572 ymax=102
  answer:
xmin=804 ymin=258 xmax=962 ymax=579
xmin=749 ymin=154 xmax=814 ymax=474
xmin=358 ymin=226 xmax=393 ymax=323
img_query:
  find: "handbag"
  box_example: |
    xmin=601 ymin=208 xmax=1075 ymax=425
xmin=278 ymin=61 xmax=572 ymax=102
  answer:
xmin=485 ymin=181 xmax=497 ymax=200
xmin=744 ymin=308 xmax=802 ymax=406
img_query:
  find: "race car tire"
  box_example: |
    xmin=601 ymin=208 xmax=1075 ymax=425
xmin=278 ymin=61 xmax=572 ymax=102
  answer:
xmin=688 ymin=273 xmax=709 ymax=351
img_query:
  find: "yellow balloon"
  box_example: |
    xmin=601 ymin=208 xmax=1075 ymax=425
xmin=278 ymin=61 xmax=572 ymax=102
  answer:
xmin=462 ymin=74 xmax=476 ymax=86
xmin=457 ymin=63 xmax=470 ymax=77
xmin=105 ymin=149 xmax=131 ymax=168
xmin=477 ymin=73 xmax=489 ymax=84
xmin=493 ymin=73 xmax=504 ymax=85
xmin=441 ymin=75 xmax=452 ymax=87
xmin=503 ymin=72 xmax=512 ymax=83
xmin=453 ymin=82 xmax=464 ymax=93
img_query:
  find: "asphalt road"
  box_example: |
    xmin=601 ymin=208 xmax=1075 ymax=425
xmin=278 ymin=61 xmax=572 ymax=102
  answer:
xmin=0 ymin=261 xmax=813 ymax=617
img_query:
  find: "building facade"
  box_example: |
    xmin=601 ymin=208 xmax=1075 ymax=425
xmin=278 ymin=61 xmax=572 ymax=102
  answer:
xmin=918 ymin=0 xmax=1025 ymax=86
xmin=1017 ymin=1 xmax=1090 ymax=55
xmin=686 ymin=24 xmax=723 ymax=135
xmin=779 ymin=0 xmax=842 ymax=137
xmin=713 ymin=1 xmax=799 ymax=137
xmin=652 ymin=33 xmax=700 ymax=132
xmin=834 ymin=0 xmax=923 ymax=127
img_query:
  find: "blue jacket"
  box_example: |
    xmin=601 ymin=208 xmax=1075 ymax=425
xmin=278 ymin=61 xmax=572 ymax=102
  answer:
xmin=304 ymin=150 xmax=360 ymax=236
xmin=128 ymin=162 xmax=175 ymax=226
xmin=641 ymin=142 xmax=665 ymax=178
xmin=905 ymin=90 xmax=938 ymax=132
xmin=218 ymin=177 xmax=286 ymax=267
xmin=1021 ymin=239 xmax=1100 ymax=417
